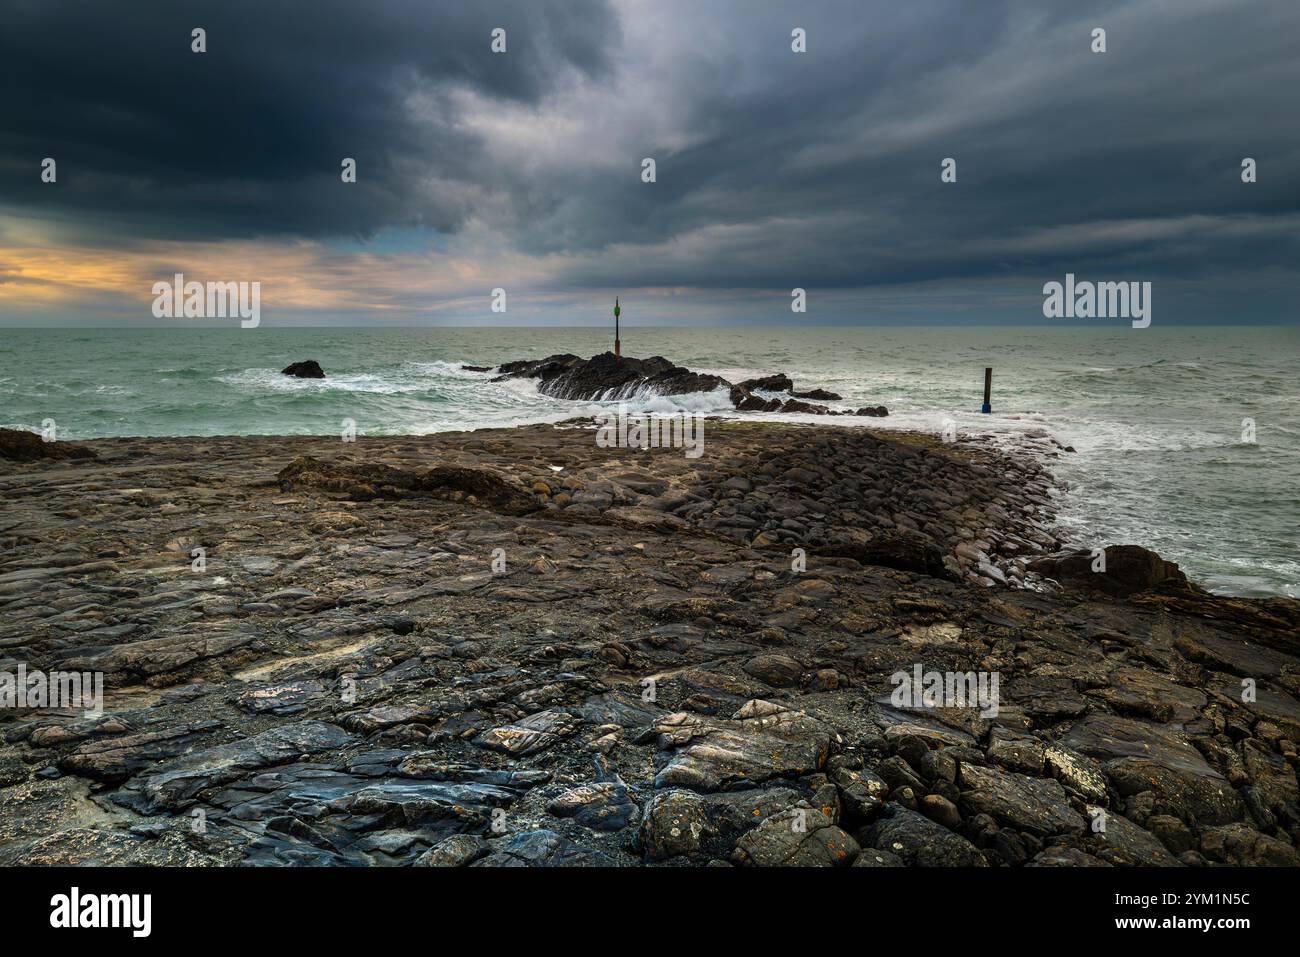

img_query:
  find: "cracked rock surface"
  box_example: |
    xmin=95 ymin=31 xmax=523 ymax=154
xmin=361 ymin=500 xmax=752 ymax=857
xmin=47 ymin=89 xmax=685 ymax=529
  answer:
xmin=0 ymin=421 xmax=1297 ymax=866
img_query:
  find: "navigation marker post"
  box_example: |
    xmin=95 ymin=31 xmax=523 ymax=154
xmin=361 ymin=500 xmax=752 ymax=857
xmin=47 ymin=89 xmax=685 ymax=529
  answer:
xmin=981 ymin=367 xmax=992 ymax=414
xmin=614 ymin=298 xmax=622 ymax=358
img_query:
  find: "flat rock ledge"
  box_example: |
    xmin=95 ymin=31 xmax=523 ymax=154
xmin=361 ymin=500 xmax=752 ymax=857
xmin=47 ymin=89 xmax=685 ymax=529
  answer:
xmin=0 ymin=421 xmax=1296 ymax=867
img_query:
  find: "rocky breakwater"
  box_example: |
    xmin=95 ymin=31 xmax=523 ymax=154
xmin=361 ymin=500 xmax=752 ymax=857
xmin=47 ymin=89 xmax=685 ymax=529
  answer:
xmin=0 ymin=421 xmax=1296 ymax=867
xmin=487 ymin=352 xmax=889 ymax=416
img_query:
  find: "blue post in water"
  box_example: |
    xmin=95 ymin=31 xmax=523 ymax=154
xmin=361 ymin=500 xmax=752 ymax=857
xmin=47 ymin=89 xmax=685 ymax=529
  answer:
xmin=981 ymin=367 xmax=992 ymax=413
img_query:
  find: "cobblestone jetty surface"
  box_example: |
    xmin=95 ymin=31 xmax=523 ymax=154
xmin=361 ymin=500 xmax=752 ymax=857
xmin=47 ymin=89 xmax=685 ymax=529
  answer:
xmin=1 ymin=421 xmax=1296 ymax=866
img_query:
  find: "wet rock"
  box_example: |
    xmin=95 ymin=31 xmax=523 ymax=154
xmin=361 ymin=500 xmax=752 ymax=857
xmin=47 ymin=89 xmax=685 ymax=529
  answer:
xmin=547 ymin=781 xmax=639 ymax=832
xmin=650 ymin=700 xmax=835 ymax=792
xmin=1199 ymin=823 xmax=1300 ymax=866
xmin=918 ymin=794 xmax=962 ymax=830
xmin=475 ymin=710 xmax=580 ymax=756
xmin=958 ymin=763 xmax=1086 ymax=837
xmin=277 ymin=456 xmax=540 ymax=515
xmin=126 ymin=721 xmax=356 ymax=811
xmin=500 ymin=352 xmax=728 ymax=402
xmin=732 ymin=806 xmax=859 ymax=867
xmin=414 ymin=834 xmax=489 ymax=867
xmin=1063 ymin=713 xmax=1242 ymax=825
xmin=1030 ymin=545 xmax=1187 ymax=596
xmin=864 ymin=806 xmax=988 ymax=866
xmin=737 ymin=374 xmax=794 ymax=393
xmin=1043 ymin=744 xmax=1109 ymax=804
xmin=1146 ymin=814 xmax=1196 ymax=855
xmin=234 ymin=681 xmax=325 ymax=717
xmin=816 ymin=530 xmax=952 ymax=579
xmin=1027 ymin=847 xmax=1110 ymax=867
xmin=2 ymin=419 xmax=1295 ymax=869
xmin=281 ymin=360 xmax=325 ymax=378
xmin=60 ymin=722 xmax=222 ymax=782
xmin=471 ymin=829 xmax=622 ymax=867
xmin=1090 ymin=812 xmax=1181 ymax=866
xmin=0 ymin=754 xmax=29 ymax=788
xmin=0 ymin=428 xmax=97 ymax=462
xmin=742 ymin=653 xmax=802 ymax=687
xmin=637 ymin=786 xmax=803 ymax=862
xmin=988 ymin=727 xmax=1045 ymax=775
xmin=852 ymin=848 xmax=905 ymax=867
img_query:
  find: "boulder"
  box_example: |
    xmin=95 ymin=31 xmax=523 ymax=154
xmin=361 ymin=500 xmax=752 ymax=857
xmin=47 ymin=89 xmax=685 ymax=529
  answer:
xmin=731 ymin=806 xmax=859 ymax=866
xmin=638 ymin=787 xmax=804 ymax=862
xmin=0 ymin=428 xmax=96 ymax=462
xmin=958 ymin=763 xmax=1087 ymax=836
xmin=1029 ymin=545 xmax=1187 ymax=596
xmin=863 ymin=806 xmax=988 ymax=866
xmin=816 ymin=530 xmax=953 ymax=580
xmin=281 ymin=360 xmax=325 ymax=378
xmin=737 ymin=374 xmax=794 ymax=393
xmin=650 ymin=699 xmax=835 ymax=792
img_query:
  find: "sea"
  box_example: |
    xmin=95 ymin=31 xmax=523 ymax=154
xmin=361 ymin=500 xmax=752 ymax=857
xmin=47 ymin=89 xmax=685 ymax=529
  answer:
xmin=2 ymin=325 xmax=1296 ymax=599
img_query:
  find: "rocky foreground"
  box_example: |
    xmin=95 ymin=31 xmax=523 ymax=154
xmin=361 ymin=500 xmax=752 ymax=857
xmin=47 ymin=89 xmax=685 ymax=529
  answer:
xmin=0 ymin=421 xmax=1298 ymax=867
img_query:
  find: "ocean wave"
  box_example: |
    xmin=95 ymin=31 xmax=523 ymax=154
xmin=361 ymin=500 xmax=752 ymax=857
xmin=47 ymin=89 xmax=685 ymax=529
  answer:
xmin=404 ymin=360 xmax=495 ymax=379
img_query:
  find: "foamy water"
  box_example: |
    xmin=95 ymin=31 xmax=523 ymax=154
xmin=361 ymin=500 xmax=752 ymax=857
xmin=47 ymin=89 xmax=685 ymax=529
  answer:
xmin=2 ymin=325 xmax=1296 ymax=598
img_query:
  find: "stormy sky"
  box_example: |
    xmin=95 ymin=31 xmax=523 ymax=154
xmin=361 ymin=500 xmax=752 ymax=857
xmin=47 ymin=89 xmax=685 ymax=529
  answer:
xmin=1 ymin=0 xmax=1297 ymax=325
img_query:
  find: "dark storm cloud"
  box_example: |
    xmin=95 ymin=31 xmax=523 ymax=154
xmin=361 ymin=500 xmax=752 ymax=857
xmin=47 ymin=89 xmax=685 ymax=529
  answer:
xmin=0 ymin=0 xmax=616 ymax=242
xmin=528 ymin=0 xmax=1300 ymax=294
xmin=2 ymin=0 xmax=1298 ymax=307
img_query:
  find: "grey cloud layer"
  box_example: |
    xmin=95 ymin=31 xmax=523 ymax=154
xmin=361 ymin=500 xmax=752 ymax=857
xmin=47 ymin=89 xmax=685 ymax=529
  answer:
xmin=2 ymin=0 xmax=1297 ymax=306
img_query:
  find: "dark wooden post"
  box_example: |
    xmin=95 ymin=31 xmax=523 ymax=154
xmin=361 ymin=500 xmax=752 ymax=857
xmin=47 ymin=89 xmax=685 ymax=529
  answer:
xmin=981 ymin=367 xmax=992 ymax=413
xmin=614 ymin=298 xmax=621 ymax=358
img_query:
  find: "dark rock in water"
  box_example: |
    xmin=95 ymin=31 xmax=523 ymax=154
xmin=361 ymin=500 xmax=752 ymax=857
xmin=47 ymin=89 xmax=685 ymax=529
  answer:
xmin=736 ymin=374 xmax=842 ymax=402
xmin=738 ymin=374 xmax=794 ymax=393
xmin=496 ymin=353 xmax=581 ymax=377
xmin=282 ymin=360 xmax=325 ymax=378
xmin=1030 ymin=544 xmax=1187 ymax=596
xmin=729 ymin=384 xmax=783 ymax=412
xmin=460 ymin=365 xmax=493 ymax=373
xmin=496 ymin=352 xmax=881 ymax=416
xmin=499 ymin=352 xmax=728 ymax=402
xmin=853 ymin=406 xmax=889 ymax=417
xmin=0 ymin=428 xmax=97 ymax=462
xmin=781 ymin=398 xmax=833 ymax=415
